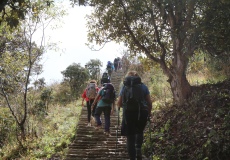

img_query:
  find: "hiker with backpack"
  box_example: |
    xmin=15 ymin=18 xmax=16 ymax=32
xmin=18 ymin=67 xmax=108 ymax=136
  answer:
xmin=82 ymin=80 xmax=100 ymax=126
xmin=113 ymin=58 xmax=118 ymax=72
xmin=91 ymin=83 xmax=116 ymax=136
xmin=117 ymin=71 xmax=152 ymax=160
xmin=106 ymin=61 xmax=113 ymax=76
xmin=117 ymin=57 xmax=122 ymax=70
xmin=100 ymin=72 xmax=111 ymax=85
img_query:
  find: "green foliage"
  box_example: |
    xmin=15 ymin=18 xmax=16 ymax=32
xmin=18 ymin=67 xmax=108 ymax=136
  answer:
xmin=141 ymin=67 xmax=172 ymax=109
xmin=33 ymin=78 xmax=46 ymax=90
xmin=32 ymin=101 xmax=47 ymax=117
xmin=0 ymin=0 xmax=56 ymax=28
xmin=31 ymin=87 xmax=53 ymax=117
xmin=0 ymin=101 xmax=82 ymax=159
xmin=0 ymin=0 xmax=65 ymax=141
xmin=61 ymin=63 xmax=89 ymax=99
xmin=51 ymin=82 xmax=72 ymax=105
xmin=145 ymin=79 xmax=230 ymax=160
xmin=0 ymin=108 xmax=15 ymax=149
xmin=205 ymin=54 xmax=230 ymax=80
xmin=78 ymin=0 xmax=230 ymax=105
xmin=187 ymin=51 xmax=230 ymax=85
xmin=199 ymin=0 xmax=230 ymax=55
xmin=85 ymin=59 xmax=103 ymax=83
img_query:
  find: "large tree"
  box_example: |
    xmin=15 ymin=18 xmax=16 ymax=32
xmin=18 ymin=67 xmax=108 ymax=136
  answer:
xmin=71 ymin=0 xmax=230 ymax=105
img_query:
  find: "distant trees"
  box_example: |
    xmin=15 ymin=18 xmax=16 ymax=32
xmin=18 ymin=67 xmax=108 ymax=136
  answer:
xmin=61 ymin=63 xmax=89 ymax=99
xmin=85 ymin=59 xmax=102 ymax=83
xmin=61 ymin=59 xmax=103 ymax=99
xmin=71 ymin=0 xmax=230 ymax=105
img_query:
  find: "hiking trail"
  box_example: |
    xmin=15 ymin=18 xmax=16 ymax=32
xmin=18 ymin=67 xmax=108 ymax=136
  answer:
xmin=64 ymin=69 xmax=150 ymax=160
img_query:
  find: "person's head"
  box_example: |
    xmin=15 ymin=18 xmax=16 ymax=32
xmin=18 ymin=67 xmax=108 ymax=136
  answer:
xmin=123 ymin=71 xmax=141 ymax=86
xmin=126 ymin=71 xmax=139 ymax=77
xmin=89 ymin=80 xmax=97 ymax=85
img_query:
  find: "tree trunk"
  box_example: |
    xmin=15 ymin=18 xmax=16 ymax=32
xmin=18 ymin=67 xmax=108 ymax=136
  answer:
xmin=168 ymin=72 xmax=191 ymax=106
xmin=159 ymin=48 xmax=192 ymax=106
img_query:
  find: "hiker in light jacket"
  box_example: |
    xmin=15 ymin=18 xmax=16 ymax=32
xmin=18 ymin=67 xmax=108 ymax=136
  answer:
xmin=82 ymin=80 xmax=100 ymax=126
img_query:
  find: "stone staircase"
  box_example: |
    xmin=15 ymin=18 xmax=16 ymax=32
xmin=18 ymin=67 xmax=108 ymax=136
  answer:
xmin=65 ymin=69 xmax=129 ymax=160
xmin=64 ymin=69 xmax=152 ymax=160
xmin=110 ymin=69 xmax=125 ymax=93
xmin=65 ymin=107 xmax=129 ymax=160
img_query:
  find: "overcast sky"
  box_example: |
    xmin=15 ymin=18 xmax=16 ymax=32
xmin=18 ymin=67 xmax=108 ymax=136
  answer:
xmin=38 ymin=2 xmax=124 ymax=85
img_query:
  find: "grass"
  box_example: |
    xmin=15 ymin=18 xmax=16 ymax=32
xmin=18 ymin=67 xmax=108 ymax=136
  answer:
xmin=0 ymin=100 xmax=82 ymax=159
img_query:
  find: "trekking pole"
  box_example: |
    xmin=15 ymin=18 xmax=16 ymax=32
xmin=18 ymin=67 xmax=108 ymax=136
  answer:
xmin=116 ymin=106 xmax=120 ymax=159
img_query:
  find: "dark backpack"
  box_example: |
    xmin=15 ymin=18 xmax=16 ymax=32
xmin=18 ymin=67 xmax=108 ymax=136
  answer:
xmin=101 ymin=73 xmax=110 ymax=83
xmin=101 ymin=83 xmax=116 ymax=103
xmin=102 ymin=72 xmax=108 ymax=79
xmin=114 ymin=58 xmax=118 ymax=65
xmin=122 ymin=76 xmax=147 ymax=112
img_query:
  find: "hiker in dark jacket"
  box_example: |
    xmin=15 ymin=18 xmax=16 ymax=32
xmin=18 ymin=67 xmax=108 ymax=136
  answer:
xmin=106 ymin=61 xmax=113 ymax=76
xmin=100 ymin=72 xmax=111 ymax=85
xmin=117 ymin=71 xmax=152 ymax=160
xmin=113 ymin=58 xmax=118 ymax=72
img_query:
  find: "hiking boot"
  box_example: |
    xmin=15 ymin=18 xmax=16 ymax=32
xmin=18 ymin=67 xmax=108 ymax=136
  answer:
xmin=104 ymin=131 xmax=110 ymax=136
xmin=95 ymin=125 xmax=102 ymax=130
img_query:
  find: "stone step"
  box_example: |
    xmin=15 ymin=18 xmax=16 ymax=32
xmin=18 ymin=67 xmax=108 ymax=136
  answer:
xmin=65 ymin=106 xmax=129 ymax=159
xmin=110 ymin=69 xmax=125 ymax=92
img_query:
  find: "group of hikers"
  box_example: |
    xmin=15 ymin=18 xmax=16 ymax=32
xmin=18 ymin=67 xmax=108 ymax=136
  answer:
xmin=81 ymin=69 xmax=152 ymax=160
xmin=106 ymin=57 xmax=122 ymax=76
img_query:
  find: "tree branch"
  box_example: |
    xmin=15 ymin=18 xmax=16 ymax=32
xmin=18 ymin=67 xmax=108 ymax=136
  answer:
xmin=120 ymin=0 xmax=160 ymax=64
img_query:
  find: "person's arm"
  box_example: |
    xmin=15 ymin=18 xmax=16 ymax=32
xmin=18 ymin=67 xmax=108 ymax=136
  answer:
xmin=111 ymin=101 xmax=115 ymax=115
xmin=82 ymin=90 xmax=86 ymax=107
xmin=91 ymin=90 xmax=101 ymax=110
xmin=117 ymin=96 xmax=122 ymax=110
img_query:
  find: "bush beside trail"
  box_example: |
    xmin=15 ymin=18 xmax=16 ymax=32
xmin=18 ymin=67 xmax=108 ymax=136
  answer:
xmin=144 ymin=78 xmax=230 ymax=160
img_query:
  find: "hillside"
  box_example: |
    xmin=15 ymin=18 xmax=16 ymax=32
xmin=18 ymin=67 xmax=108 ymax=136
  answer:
xmin=145 ymin=78 xmax=230 ymax=160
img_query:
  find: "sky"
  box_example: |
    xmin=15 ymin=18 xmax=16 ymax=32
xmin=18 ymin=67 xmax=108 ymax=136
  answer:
xmin=38 ymin=2 xmax=124 ymax=85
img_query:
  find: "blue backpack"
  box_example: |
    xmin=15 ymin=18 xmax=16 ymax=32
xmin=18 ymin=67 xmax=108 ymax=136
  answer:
xmin=107 ymin=61 xmax=112 ymax=69
xmin=101 ymin=83 xmax=115 ymax=103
